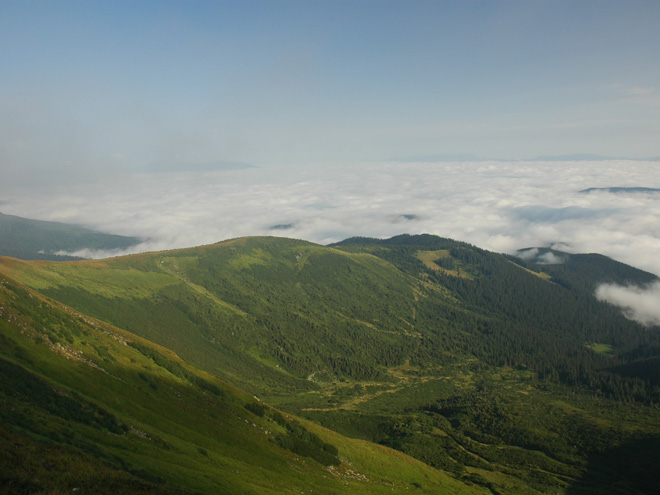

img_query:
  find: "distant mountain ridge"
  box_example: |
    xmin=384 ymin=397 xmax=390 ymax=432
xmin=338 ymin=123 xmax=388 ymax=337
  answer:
xmin=579 ymin=186 xmax=660 ymax=194
xmin=389 ymin=153 xmax=660 ymax=162
xmin=141 ymin=161 xmax=256 ymax=173
xmin=532 ymin=154 xmax=660 ymax=162
xmin=391 ymin=153 xmax=485 ymax=162
xmin=0 ymin=212 xmax=142 ymax=260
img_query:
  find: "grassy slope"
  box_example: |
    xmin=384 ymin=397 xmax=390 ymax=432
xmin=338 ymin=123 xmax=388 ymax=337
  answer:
xmin=0 ymin=271 xmax=482 ymax=495
xmin=1 ymin=235 xmax=660 ymax=494
xmin=0 ymin=238 xmax=419 ymax=397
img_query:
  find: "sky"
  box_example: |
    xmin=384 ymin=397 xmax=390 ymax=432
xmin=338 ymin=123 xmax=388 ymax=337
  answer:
xmin=2 ymin=0 xmax=660 ymax=181
xmin=1 ymin=1 xmax=660 ymax=325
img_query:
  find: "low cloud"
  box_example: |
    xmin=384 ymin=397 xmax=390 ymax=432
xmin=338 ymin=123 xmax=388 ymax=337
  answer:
xmin=517 ymin=248 xmax=539 ymax=261
xmin=516 ymin=248 xmax=566 ymax=264
xmin=537 ymin=252 xmax=566 ymax=265
xmin=596 ymin=282 xmax=660 ymax=327
xmin=53 ymin=244 xmax=152 ymax=259
xmin=2 ymin=160 xmax=660 ymax=283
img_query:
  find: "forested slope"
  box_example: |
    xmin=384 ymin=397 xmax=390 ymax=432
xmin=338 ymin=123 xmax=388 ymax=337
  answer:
xmin=1 ymin=234 xmax=659 ymax=494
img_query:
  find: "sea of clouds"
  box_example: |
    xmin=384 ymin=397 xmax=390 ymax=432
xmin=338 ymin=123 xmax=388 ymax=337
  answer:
xmin=2 ymin=159 xmax=659 ymax=326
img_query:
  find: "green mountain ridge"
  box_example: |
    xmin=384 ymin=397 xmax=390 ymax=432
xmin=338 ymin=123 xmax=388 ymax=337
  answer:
xmin=0 ymin=211 xmax=143 ymax=261
xmin=1 ymin=234 xmax=659 ymax=494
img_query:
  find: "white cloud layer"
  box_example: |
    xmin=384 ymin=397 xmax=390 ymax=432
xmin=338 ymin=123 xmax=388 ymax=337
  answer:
xmin=596 ymin=282 xmax=660 ymax=327
xmin=538 ymin=252 xmax=567 ymax=265
xmin=2 ymin=159 xmax=660 ymax=282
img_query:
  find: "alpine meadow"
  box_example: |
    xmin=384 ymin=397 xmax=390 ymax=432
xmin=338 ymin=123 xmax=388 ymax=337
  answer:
xmin=1 ymin=234 xmax=659 ymax=494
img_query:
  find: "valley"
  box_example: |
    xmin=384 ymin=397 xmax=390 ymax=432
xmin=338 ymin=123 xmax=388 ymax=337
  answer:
xmin=1 ymin=234 xmax=659 ymax=494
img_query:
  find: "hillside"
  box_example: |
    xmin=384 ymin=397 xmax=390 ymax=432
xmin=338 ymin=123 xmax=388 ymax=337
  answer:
xmin=1 ymin=234 xmax=659 ymax=494
xmin=0 ymin=212 xmax=142 ymax=260
xmin=0 ymin=271 xmax=477 ymax=494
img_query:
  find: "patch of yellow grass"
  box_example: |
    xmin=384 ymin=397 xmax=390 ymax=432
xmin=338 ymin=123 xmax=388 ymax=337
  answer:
xmin=507 ymin=260 xmax=552 ymax=280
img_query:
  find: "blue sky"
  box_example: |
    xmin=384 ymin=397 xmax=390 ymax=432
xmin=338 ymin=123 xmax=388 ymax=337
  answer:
xmin=2 ymin=0 xmax=659 ymax=184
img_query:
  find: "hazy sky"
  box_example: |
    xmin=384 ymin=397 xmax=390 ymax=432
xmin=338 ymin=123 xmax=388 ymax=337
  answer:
xmin=2 ymin=0 xmax=660 ymax=184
